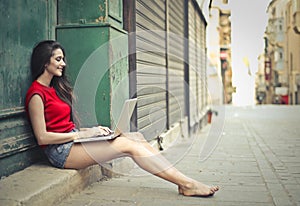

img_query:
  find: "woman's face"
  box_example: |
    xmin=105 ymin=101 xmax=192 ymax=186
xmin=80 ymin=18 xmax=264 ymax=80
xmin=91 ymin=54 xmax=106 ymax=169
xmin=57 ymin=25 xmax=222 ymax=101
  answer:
xmin=45 ymin=48 xmax=66 ymax=77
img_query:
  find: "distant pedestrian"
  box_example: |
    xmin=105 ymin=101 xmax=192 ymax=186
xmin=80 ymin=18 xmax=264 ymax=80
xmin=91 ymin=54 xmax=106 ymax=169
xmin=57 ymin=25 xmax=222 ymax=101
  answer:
xmin=25 ymin=40 xmax=219 ymax=197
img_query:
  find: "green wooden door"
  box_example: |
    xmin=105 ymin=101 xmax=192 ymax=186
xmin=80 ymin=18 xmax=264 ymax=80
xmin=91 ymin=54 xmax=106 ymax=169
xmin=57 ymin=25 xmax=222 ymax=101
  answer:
xmin=0 ymin=0 xmax=56 ymax=177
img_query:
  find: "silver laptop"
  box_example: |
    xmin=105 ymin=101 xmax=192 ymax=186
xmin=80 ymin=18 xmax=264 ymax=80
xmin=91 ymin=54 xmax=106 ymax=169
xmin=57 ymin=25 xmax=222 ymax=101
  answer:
xmin=74 ymin=98 xmax=137 ymax=143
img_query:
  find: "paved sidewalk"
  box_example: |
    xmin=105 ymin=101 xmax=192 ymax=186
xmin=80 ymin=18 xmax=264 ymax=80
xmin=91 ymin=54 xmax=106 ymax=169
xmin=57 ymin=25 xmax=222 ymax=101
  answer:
xmin=58 ymin=106 xmax=300 ymax=206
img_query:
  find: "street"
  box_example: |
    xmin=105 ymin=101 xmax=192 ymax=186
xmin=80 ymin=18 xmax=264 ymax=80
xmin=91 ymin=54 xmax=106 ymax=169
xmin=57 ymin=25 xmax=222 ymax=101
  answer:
xmin=58 ymin=105 xmax=300 ymax=206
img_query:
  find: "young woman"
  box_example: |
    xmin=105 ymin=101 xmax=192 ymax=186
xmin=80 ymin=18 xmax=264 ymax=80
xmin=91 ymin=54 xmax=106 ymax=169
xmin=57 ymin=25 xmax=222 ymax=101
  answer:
xmin=25 ymin=40 xmax=219 ymax=197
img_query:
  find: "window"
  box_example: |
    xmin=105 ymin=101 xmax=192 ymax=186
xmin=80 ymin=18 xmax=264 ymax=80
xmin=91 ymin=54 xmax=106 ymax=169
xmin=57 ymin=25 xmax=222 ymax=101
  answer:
xmin=272 ymin=8 xmax=276 ymax=16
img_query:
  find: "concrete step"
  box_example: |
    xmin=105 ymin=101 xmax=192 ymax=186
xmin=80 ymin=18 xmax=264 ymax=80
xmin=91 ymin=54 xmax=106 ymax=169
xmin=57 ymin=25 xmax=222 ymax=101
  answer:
xmin=0 ymin=122 xmax=189 ymax=206
xmin=0 ymin=162 xmax=102 ymax=206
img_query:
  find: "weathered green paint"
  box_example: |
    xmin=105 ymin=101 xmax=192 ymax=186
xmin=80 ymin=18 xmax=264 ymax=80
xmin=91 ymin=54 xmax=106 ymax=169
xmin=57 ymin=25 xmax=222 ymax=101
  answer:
xmin=56 ymin=0 xmax=128 ymax=129
xmin=0 ymin=0 xmax=56 ymax=177
xmin=0 ymin=0 xmax=50 ymax=110
xmin=56 ymin=25 xmax=129 ymax=128
xmin=57 ymin=0 xmax=123 ymax=28
xmin=57 ymin=25 xmax=110 ymax=127
xmin=0 ymin=147 xmax=45 ymax=177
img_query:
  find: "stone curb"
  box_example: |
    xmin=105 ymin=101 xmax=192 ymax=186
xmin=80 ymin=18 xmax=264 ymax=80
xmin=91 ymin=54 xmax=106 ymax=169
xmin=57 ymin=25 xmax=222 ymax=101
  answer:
xmin=0 ymin=162 xmax=102 ymax=206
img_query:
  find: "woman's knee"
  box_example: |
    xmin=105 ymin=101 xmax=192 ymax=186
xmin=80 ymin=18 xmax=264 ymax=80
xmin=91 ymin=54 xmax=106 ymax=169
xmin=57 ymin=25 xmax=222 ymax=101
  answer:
xmin=134 ymin=132 xmax=145 ymax=140
xmin=113 ymin=135 xmax=148 ymax=156
xmin=112 ymin=136 xmax=137 ymax=153
xmin=123 ymin=132 xmax=146 ymax=142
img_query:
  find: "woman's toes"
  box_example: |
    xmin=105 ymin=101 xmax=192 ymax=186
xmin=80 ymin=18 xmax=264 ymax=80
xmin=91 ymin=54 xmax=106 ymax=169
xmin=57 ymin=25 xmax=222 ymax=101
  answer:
xmin=213 ymin=186 xmax=219 ymax=192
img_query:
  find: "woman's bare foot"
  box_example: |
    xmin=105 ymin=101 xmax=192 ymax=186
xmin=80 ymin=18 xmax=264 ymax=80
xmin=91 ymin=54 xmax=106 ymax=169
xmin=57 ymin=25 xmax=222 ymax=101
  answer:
xmin=178 ymin=181 xmax=219 ymax=197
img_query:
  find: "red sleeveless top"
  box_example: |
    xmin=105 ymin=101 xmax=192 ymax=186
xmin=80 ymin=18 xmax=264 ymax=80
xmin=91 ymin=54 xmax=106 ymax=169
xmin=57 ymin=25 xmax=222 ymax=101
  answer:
xmin=25 ymin=81 xmax=75 ymax=133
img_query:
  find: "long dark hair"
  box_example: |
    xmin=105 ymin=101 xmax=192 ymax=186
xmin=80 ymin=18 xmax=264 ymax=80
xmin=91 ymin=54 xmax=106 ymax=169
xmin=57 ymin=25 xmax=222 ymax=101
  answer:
xmin=30 ymin=40 xmax=79 ymax=126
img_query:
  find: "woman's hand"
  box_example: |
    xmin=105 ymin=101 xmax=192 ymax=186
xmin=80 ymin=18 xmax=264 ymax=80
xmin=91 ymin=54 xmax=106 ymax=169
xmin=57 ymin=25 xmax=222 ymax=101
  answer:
xmin=78 ymin=126 xmax=113 ymax=139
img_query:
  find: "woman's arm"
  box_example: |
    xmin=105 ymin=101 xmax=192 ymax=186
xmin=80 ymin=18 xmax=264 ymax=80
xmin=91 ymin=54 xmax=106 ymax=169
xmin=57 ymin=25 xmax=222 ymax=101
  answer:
xmin=28 ymin=94 xmax=79 ymax=145
xmin=28 ymin=95 xmax=112 ymax=145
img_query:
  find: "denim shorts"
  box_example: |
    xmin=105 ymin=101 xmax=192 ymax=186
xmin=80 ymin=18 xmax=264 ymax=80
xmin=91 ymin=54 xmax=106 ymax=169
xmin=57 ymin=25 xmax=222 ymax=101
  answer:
xmin=44 ymin=129 xmax=77 ymax=168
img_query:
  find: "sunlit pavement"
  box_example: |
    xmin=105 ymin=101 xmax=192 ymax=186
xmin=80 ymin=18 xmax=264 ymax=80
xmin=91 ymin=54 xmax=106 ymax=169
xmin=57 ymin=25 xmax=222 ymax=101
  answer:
xmin=58 ymin=105 xmax=300 ymax=206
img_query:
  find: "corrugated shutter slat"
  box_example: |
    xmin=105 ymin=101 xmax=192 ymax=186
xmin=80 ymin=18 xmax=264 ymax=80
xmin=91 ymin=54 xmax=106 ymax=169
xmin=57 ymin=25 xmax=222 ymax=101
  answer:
xmin=136 ymin=0 xmax=167 ymax=140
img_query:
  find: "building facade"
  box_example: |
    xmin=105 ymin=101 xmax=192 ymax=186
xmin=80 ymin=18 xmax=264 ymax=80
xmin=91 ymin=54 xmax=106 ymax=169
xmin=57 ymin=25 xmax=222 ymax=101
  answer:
xmin=206 ymin=0 xmax=232 ymax=105
xmin=258 ymin=0 xmax=300 ymax=104
xmin=0 ymin=0 xmax=210 ymax=177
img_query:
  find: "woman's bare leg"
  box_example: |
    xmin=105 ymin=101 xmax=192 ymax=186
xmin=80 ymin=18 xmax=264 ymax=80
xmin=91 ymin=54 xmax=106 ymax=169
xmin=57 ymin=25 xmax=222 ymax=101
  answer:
xmin=65 ymin=132 xmax=219 ymax=196
xmin=121 ymin=133 xmax=219 ymax=196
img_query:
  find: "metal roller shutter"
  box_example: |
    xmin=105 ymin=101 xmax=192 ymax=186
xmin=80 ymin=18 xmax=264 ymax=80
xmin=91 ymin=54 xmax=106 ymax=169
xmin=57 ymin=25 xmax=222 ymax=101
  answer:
xmin=196 ymin=12 xmax=202 ymax=114
xmin=195 ymin=5 xmax=207 ymax=115
xmin=200 ymin=20 xmax=207 ymax=112
xmin=188 ymin=0 xmax=198 ymax=127
xmin=136 ymin=0 xmax=167 ymax=140
xmin=168 ymin=0 xmax=185 ymax=126
xmin=188 ymin=0 xmax=208 ymax=126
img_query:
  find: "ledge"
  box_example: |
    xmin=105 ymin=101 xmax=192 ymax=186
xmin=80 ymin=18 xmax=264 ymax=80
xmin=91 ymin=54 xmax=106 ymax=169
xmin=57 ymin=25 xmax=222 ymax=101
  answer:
xmin=0 ymin=162 xmax=103 ymax=206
